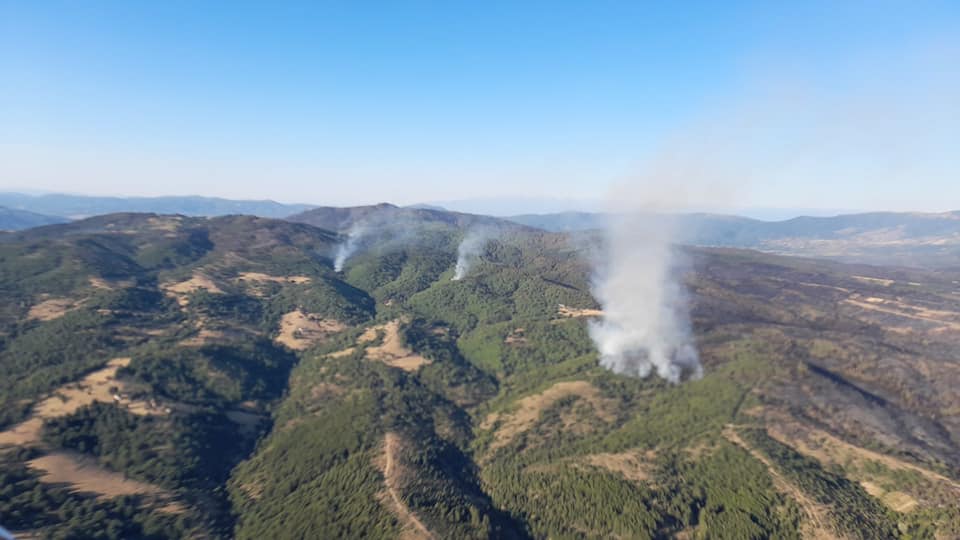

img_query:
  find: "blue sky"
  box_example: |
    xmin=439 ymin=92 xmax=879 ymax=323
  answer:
xmin=1 ymin=1 xmax=958 ymax=213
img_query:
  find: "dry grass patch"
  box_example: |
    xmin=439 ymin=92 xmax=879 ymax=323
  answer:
xmin=27 ymin=297 xmax=80 ymax=321
xmin=236 ymin=271 xmax=311 ymax=284
xmin=323 ymin=319 xmax=429 ymax=370
xmin=161 ymin=272 xmax=223 ymax=306
xmin=88 ymin=277 xmax=134 ymax=290
xmin=504 ymin=328 xmax=527 ymax=345
xmin=556 ymin=304 xmax=604 ymax=319
xmin=327 ymin=347 xmax=356 ymax=358
xmin=275 ymin=310 xmax=347 ymax=351
xmin=852 ymin=275 xmax=895 ymax=287
xmin=363 ymin=320 xmax=430 ymax=372
xmin=842 ymin=295 xmax=960 ymax=333
xmin=582 ymin=449 xmax=657 ymax=483
xmin=146 ymin=216 xmax=183 ymax=233
xmin=0 ymin=359 xmax=186 ymax=512
xmin=0 ymin=417 xmax=44 ymax=447
xmin=235 ymin=272 xmax=311 ymax=297
xmin=29 ymin=452 xmax=165 ymax=499
xmin=0 ymin=358 xmax=163 ymax=448
xmin=860 ymin=481 xmax=918 ymax=513
xmin=482 ymin=381 xmax=615 ymax=453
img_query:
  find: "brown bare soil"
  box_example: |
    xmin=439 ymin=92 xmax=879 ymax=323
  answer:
xmin=860 ymin=481 xmax=918 ymax=513
xmin=556 ymin=304 xmax=604 ymax=319
xmin=235 ymin=272 xmax=312 ymax=297
xmin=843 ymin=296 xmax=960 ymax=332
xmin=504 ymin=328 xmax=527 ymax=345
xmin=363 ymin=320 xmax=430 ymax=372
xmin=482 ymin=381 xmax=615 ymax=453
xmin=88 ymin=277 xmax=134 ymax=290
xmin=851 ymin=275 xmax=895 ymax=287
xmin=146 ymin=216 xmax=184 ymax=233
xmin=236 ymin=271 xmax=312 ymax=284
xmin=327 ymin=347 xmax=356 ymax=358
xmin=0 ymin=358 xmax=186 ymax=508
xmin=27 ymin=297 xmax=80 ymax=321
xmin=582 ymin=449 xmax=656 ymax=483
xmin=357 ymin=325 xmax=381 ymax=344
xmin=0 ymin=358 xmax=163 ymax=448
xmin=28 ymin=452 xmax=166 ymax=499
xmin=161 ymin=272 xmax=223 ymax=306
xmin=0 ymin=417 xmax=44 ymax=447
xmin=275 ymin=310 xmax=347 ymax=351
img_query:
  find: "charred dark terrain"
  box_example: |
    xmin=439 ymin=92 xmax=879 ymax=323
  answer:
xmin=509 ymin=210 xmax=960 ymax=268
xmin=0 ymin=208 xmax=957 ymax=539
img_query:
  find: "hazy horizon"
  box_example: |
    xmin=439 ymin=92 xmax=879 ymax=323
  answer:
xmin=0 ymin=188 xmax=941 ymax=222
xmin=3 ymin=2 xmax=959 ymax=213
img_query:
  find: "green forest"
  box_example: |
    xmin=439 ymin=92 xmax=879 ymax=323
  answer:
xmin=1 ymin=211 xmax=958 ymax=539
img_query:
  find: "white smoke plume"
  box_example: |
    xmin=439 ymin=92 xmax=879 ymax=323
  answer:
xmin=333 ymin=222 xmax=367 ymax=272
xmin=452 ymin=228 xmax=491 ymax=280
xmin=586 ymin=38 xmax=960 ymax=383
xmin=588 ymin=213 xmax=701 ymax=383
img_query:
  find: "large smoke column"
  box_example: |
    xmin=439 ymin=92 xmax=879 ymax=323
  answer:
xmin=451 ymin=228 xmax=490 ymax=280
xmin=333 ymin=223 xmax=366 ymax=272
xmin=583 ymin=45 xmax=960 ymax=383
xmin=588 ymin=213 xmax=702 ymax=383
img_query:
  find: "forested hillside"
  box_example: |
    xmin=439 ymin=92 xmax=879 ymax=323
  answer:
xmin=0 ymin=210 xmax=958 ymax=538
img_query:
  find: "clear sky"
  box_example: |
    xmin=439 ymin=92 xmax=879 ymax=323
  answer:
xmin=1 ymin=1 xmax=958 ymax=213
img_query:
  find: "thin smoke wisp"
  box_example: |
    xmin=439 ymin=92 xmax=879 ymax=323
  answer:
xmin=333 ymin=223 xmax=366 ymax=272
xmin=452 ymin=228 xmax=490 ymax=280
xmin=588 ymin=213 xmax=702 ymax=383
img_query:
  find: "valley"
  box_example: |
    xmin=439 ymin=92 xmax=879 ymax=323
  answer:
xmin=0 ymin=208 xmax=957 ymax=538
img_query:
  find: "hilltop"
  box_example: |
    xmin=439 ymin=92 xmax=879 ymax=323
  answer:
xmin=0 ymin=207 xmax=957 ymax=538
xmin=287 ymin=202 xmax=530 ymax=233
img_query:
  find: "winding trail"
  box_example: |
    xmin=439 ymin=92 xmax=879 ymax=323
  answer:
xmin=383 ymin=433 xmax=434 ymax=540
xmin=723 ymin=425 xmax=841 ymax=540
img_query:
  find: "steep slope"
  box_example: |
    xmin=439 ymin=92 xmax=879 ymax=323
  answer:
xmin=1 ymin=207 xmax=958 ymax=539
xmin=0 ymin=213 xmax=372 ymax=538
xmin=234 ymin=208 xmax=959 ymax=538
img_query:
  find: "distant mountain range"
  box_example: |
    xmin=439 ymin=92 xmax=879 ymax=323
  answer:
xmin=0 ymin=206 xmax=69 ymax=231
xmin=0 ymin=192 xmax=315 ymax=221
xmin=2 ymin=192 xmax=959 ymax=267
xmin=507 ymin=210 xmax=960 ymax=267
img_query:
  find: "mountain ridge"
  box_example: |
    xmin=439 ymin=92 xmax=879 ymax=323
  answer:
xmin=0 ymin=192 xmax=316 ymax=220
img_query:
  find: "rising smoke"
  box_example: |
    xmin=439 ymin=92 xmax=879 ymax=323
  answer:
xmin=586 ymin=39 xmax=960 ymax=382
xmin=588 ymin=213 xmax=701 ymax=383
xmin=333 ymin=222 xmax=367 ymax=272
xmin=451 ymin=228 xmax=491 ymax=280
